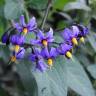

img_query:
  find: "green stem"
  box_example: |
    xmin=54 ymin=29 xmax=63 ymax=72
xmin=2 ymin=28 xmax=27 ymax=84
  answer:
xmin=24 ymin=8 xmax=29 ymax=23
xmin=40 ymin=0 xmax=52 ymax=30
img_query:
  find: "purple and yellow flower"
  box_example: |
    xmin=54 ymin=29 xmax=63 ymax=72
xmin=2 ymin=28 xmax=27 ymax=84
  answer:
xmin=57 ymin=43 xmax=73 ymax=59
xmin=62 ymin=25 xmax=79 ymax=45
xmin=29 ymin=48 xmax=48 ymax=72
xmin=10 ymin=34 xmax=25 ymax=52
xmin=10 ymin=34 xmax=25 ymax=45
xmin=31 ymin=28 xmax=54 ymax=47
xmin=13 ymin=15 xmax=37 ymax=35
xmin=41 ymin=47 xmax=58 ymax=67
xmin=11 ymin=47 xmax=25 ymax=62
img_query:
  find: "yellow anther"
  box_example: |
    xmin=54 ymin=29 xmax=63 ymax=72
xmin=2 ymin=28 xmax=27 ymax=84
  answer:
xmin=23 ymin=27 xmax=28 ymax=35
xmin=42 ymin=40 xmax=48 ymax=47
xmin=47 ymin=58 xmax=53 ymax=67
xmin=14 ymin=45 xmax=20 ymax=53
xmin=11 ymin=56 xmax=16 ymax=62
xmin=66 ymin=51 xmax=72 ymax=59
xmin=80 ymin=37 xmax=85 ymax=43
xmin=72 ymin=37 xmax=78 ymax=45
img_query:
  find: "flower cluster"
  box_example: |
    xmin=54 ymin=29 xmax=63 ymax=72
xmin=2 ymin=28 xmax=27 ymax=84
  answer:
xmin=2 ymin=15 xmax=89 ymax=72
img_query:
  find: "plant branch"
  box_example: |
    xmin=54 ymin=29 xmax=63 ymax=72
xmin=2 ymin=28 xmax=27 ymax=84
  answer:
xmin=40 ymin=0 xmax=52 ymax=30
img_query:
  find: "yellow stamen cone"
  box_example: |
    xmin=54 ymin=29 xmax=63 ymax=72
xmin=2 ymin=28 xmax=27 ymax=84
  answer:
xmin=42 ymin=40 xmax=48 ymax=47
xmin=14 ymin=45 xmax=20 ymax=53
xmin=80 ymin=37 xmax=85 ymax=43
xmin=47 ymin=58 xmax=53 ymax=67
xmin=23 ymin=28 xmax=28 ymax=35
xmin=66 ymin=51 xmax=72 ymax=59
xmin=11 ymin=56 xmax=16 ymax=62
xmin=72 ymin=38 xmax=78 ymax=45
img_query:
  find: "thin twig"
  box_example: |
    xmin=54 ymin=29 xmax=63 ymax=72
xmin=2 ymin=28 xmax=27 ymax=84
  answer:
xmin=40 ymin=0 xmax=52 ymax=30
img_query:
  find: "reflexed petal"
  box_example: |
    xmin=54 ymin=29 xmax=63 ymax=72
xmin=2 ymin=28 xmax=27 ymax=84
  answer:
xmin=41 ymin=47 xmax=49 ymax=58
xmin=37 ymin=30 xmax=44 ymax=39
xmin=72 ymin=25 xmax=79 ymax=36
xmin=46 ymin=28 xmax=53 ymax=38
xmin=34 ymin=48 xmax=41 ymax=56
xmin=30 ymin=39 xmax=41 ymax=45
xmin=50 ymin=47 xmax=58 ymax=58
xmin=27 ymin=17 xmax=37 ymax=29
xmin=13 ymin=22 xmax=22 ymax=32
xmin=47 ymin=38 xmax=54 ymax=43
xmin=16 ymin=48 xmax=25 ymax=59
xmin=20 ymin=15 xmax=26 ymax=27
xmin=57 ymin=43 xmax=72 ymax=55
xmin=82 ymin=26 xmax=89 ymax=36
xmin=29 ymin=54 xmax=36 ymax=62
xmin=62 ymin=28 xmax=73 ymax=41
xmin=77 ymin=24 xmax=89 ymax=36
xmin=36 ymin=59 xmax=47 ymax=72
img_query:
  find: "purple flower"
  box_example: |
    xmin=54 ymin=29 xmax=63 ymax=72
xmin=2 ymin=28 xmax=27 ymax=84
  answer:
xmin=11 ymin=47 xmax=25 ymax=62
xmin=31 ymin=28 xmax=54 ymax=47
xmin=57 ymin=43 xmax=72 ymax=58
xmin=10 ymin=34 xmax=25 ymax=45
xmin=62 ymin=26 xmax=79 ymax=45
xmin=29 ymin=48 xmax=48 ymax=72
xmin=77 ymin=24 xmax=89 ymax=37
xmin=13 ymin=15 xmax=37 ymax=34
xmin=41 ymin=47 xmax=58 ymax=67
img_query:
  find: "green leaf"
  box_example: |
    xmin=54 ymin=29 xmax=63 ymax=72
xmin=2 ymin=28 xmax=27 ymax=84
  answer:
xmin=0 ymin=45 xmax=10 ymax=61
xmin=87 ymin=33 xmax=96 ymax=53
xmin=4 ymin=0 xmax=24 ymax=20
xmin=64 ymin=2 xmax=91 ymax=11
xmin=87 ymin=64 xmax=96 ymax=79
xmin=33 ymin=56 xmax=67 ymax=96
xmin=16 ymin=61 xmax=38 ymax=96
xmin=66 ymin=57 xmax=95 ymax=96
xmin=26 ymin=0 xmax=48 ymax=10
xmin=53 ymin=0 xmax=76 ymax=10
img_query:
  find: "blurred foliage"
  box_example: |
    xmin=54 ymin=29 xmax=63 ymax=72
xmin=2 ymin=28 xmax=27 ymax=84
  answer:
xmin=0 ymin=0 xmax=96 ymax=96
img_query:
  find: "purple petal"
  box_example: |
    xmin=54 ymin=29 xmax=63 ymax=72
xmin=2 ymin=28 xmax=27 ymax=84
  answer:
xmin=41 ymin=47 xmax=49 ymax=58
xmin=36 ymin=59 xmax=48 ymax=72
xmin=50 ymin=47 xmax=58 ymax=58
xmin=34 ymin=48 xmax=41 ymax=56
xmin=57 ymin=43 xmax=72 ymax=55
xmin=47 ymin=38 xmax=54 ymax=43
xmin=62 ymin=28 xmax=73 ymax=41
xmin=29 ymin=54 xmax=36 ymax=62
xmin=16 ymin=48 xmax=25 ymax=59
xmin=13 ymin=22 xmax=22 ymax=32
xmin=46 ymin=28 xmax=53 ymax=38
xmin=30 ymin=39 xmax=41 ymax=45
xmin=37 ymin=30 xmax=44 ymax=39
xmin=10 ymin=35 xmax=25 ymax=45
xmin=27 ymin=17 xmax=37 ymax=31
xmin=71 ymin=25 xmax=79 ymax=36
xmin=20 ymin=15 xmax=26 ymax=27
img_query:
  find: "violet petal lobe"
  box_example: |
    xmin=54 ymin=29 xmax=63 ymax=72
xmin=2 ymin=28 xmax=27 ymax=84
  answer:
xmin=27 ymin=17 xmax=37 ymax=30
xmin=36 ymin=59 xmax=47 ymax=72
xmin=16 ymin=48 xmax=25 ymax=59
xmin=20 ymin=15 xmax=26 ymax=27
xmin=50 ymin=47 xmax=58 ymax=58
xmin=41 ymin=47 xmax=50 ymax=58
